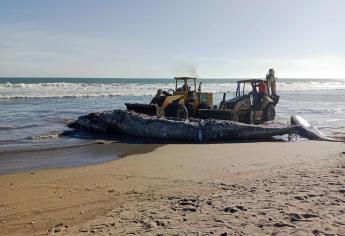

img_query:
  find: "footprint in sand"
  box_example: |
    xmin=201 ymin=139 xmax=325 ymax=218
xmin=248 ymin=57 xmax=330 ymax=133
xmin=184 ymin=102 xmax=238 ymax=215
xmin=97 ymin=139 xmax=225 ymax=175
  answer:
xmin=169 ymin=196 xmax=200 ymax=213
xmin=49 ymin=223 xmax=68 ymax=233
xmin=273 ymin=221 xmax=295 ymax=228
xmin=288 ymin=212 xmax=319 ymax=222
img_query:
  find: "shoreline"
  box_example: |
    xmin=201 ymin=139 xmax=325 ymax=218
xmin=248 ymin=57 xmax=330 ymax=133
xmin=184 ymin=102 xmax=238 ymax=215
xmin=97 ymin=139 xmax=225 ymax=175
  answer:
xmin=0 ymin=142 xmax=161 ymax=175
xmin=0 ymin=135 xmax=287 ymax=175
xmin=0 ymin=141 xmax=344 ymax=235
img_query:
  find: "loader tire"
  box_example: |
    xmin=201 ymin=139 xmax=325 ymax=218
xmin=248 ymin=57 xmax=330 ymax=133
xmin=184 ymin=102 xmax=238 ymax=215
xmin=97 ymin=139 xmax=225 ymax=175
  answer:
xmin=176 ymin=105 xmax=188 ymax=120
xmin=165 ymin=103 xmax=188 ymax=120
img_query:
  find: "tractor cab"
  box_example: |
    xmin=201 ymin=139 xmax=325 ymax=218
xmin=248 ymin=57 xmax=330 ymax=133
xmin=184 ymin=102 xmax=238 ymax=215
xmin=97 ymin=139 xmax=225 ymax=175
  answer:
xmin=235 ymin=79 xmax=280 ymax=105
xmin=235 ymin=79 xmax=265 ymax=97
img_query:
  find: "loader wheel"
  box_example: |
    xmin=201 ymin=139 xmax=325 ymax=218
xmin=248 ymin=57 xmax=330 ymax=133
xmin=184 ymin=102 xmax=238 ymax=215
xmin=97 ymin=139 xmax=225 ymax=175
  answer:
xmin=165 ymin=103 xmax=188 ymax=120
xmin=263 ymin=103 xmax=275 ymax=121
xmin=177 ymin=105 xmax=188 ymax=120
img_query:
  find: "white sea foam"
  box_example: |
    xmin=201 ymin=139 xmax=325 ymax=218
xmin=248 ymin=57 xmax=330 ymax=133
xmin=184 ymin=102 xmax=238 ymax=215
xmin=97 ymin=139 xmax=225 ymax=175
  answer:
xmin=1 ymin=80 xmax=345 ymax=99
xmin=30 ymin=133 xmax=60 ymax=140
xmin=0 ymin=82 xmax=172 ymax=99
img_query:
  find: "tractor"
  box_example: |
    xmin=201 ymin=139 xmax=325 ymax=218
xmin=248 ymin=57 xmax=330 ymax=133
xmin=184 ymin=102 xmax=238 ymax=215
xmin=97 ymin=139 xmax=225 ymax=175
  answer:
xmin=217 ymin=79 xmax=279 ymax=124
xmin=125 ymin=77 xmax=213 ymax=119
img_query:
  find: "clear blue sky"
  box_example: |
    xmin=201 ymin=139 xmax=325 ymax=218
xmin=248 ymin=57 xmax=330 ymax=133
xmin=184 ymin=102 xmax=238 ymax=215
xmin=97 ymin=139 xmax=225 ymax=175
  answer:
xmin=1 ymin=0 xmax=344 ymax=78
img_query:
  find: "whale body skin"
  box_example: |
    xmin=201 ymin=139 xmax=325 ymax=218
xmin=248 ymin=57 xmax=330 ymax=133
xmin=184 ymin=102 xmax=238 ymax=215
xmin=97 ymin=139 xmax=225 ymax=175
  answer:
xmin=68 ymin=110 xmax=340 ymax=142
xmin=69 ymin=109 xmax=295 ymax=142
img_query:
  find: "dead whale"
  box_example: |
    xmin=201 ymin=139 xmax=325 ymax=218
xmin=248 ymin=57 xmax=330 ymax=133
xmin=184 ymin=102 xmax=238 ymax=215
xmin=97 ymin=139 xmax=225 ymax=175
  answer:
xmin=68 ymin=109 xmax=295 ymax=142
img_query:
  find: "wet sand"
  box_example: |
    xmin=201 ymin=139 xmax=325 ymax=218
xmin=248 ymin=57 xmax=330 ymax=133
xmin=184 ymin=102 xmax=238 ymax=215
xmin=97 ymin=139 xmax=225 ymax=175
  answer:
xmin=0 ymin=141 xmax=344 ymax=235
xmin=0 ymin=142 xmax=160 ymax=175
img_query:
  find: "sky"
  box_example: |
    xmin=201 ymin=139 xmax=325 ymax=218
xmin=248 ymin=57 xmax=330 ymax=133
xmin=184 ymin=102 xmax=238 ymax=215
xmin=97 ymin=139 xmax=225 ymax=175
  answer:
xmin=0 ymin=0 xmax=345 ymax=78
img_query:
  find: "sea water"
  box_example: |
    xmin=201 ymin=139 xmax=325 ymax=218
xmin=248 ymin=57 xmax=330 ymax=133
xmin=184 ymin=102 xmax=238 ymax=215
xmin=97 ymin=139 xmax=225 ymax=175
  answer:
xmin=1 ymin=78 xmax=344 ymax=152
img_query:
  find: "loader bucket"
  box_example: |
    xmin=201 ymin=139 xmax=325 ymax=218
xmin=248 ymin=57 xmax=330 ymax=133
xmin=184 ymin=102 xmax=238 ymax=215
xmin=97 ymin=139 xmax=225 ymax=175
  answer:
xmin=125 ymin=103 xmax=158 ymax=116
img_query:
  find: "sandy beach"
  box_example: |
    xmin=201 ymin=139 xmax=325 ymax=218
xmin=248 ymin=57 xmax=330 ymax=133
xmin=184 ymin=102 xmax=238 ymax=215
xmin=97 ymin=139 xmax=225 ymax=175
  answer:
xmin=0 ymin=141 xmax=344 ymax=235
xmin=2 ymin=1 xmax=345 ymax=235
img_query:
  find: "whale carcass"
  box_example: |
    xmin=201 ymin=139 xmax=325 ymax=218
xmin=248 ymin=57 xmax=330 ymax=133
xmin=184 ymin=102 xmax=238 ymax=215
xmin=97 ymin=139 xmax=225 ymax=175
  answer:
xmin=68 ymin=109 xmax=296 ymax=142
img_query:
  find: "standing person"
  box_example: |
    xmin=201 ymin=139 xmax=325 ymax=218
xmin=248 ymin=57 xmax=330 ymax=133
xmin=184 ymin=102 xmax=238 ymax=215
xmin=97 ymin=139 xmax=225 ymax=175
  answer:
xmin=266 ymin=68 xmax=277 ymax=96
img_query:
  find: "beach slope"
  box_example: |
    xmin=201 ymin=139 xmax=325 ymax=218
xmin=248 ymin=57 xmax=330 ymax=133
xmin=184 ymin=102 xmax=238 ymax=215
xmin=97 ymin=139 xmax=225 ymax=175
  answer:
xmin=0 ymin=141 xmax=344 ymax=235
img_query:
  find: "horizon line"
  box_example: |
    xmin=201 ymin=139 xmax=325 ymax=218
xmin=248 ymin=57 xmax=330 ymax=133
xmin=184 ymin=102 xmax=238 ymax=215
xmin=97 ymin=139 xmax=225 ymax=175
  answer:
xmin=0 ymin=76 xmax=344 ymax=80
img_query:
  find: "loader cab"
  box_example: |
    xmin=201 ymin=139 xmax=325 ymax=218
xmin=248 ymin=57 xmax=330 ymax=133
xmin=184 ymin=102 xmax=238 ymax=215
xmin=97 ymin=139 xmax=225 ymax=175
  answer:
xmin=174 ymin=77 xmax=197 ymax=110
xmin=174 ymin=77 xmax=197 ymax=94
xmin=174 ymin=77 xmax=213 ymax=113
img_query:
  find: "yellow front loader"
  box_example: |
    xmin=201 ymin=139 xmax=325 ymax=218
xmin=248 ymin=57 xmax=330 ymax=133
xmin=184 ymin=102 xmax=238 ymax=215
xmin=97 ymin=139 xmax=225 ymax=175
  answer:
xmin=126 ymin=77 xmax=213 ymax=119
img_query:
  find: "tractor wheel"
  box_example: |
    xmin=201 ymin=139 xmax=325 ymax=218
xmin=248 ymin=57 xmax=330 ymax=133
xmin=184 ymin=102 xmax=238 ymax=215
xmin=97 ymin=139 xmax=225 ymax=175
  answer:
xmin=263 ymin=103 xmax=275 ymax=121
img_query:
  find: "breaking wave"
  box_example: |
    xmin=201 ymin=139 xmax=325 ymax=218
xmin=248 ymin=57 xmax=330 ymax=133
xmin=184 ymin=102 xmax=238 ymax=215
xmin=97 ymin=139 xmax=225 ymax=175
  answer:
xmin=1 ymin=80 xmax=345 ymax=99
xmin=0 ymin=82 xmax=174 ymax=99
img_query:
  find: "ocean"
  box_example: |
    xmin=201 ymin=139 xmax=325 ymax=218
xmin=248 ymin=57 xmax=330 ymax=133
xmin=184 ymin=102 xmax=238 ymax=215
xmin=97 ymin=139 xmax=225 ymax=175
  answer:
xmin=1 ymin=78 xmax=345 ymax=153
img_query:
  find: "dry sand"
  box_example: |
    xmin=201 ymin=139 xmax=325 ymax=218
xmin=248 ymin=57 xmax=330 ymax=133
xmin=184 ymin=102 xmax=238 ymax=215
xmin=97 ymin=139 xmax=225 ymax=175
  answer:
xmin=0 ymin=141 xmax=344 ymax=235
